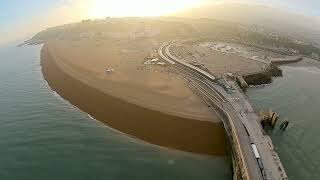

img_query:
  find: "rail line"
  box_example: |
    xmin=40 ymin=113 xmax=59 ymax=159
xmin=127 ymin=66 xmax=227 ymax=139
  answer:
xmin=159 ymin=42 xmax=264 ymax=180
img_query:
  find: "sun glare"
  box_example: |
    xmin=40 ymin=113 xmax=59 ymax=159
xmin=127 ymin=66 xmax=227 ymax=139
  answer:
xmin=88 ymin=0 xmax=201 ymax=18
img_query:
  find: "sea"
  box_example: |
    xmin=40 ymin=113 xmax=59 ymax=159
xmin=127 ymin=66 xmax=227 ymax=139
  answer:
xmin=0 ymin=42 xmax=319 ymax=179
xmin=247 ymin=61 xmax=320 ymax=180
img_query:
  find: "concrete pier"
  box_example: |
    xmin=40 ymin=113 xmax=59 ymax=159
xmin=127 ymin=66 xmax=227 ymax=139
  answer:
xmin=159 ymin=42 xmax=288 ymax=180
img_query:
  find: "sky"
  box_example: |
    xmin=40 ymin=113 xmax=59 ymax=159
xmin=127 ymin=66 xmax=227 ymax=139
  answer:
xmin=236 ymin=0 xmax=320 ymax=16
xmin=202 ymin=0 xmax=320 ymax=24
xmin=0 ymin=0 xmax=319 ymax=45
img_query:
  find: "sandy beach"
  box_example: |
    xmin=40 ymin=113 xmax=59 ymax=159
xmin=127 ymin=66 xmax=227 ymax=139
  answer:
xmin=40 ymin=39 xmax=227 ymax=155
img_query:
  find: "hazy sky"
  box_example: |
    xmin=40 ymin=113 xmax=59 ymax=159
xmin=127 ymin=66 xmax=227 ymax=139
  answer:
xmin=234 ymin=0 xmax=320 ymax=16
xmin=0 ymin=0 xmax=319 ymax=45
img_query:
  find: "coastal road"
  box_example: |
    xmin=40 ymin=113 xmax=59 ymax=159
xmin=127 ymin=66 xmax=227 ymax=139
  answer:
xmin=158 ymin=44 xmax=286 ymax=180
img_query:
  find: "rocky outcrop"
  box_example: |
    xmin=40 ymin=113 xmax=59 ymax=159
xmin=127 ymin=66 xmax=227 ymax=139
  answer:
xmin=243 ymin=63 xmax=282 ymax=86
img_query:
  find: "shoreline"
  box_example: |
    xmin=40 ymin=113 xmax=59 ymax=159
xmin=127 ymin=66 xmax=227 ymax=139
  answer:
xmin=43 ymin=78 xmax=195 ymax=156
xmin=40 ymin=43 xmax=228 ymax=156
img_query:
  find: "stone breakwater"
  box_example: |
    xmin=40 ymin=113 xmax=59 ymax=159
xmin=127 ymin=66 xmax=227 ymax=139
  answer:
xmin=242 ymin=64 xmax=282 ymax=87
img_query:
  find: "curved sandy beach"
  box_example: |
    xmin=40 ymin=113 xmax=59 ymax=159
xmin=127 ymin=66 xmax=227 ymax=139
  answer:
xmin=40 ymin=39 xmax=227 ymax=155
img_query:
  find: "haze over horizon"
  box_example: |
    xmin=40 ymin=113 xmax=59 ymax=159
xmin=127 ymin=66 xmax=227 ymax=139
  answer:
xmin=0 ymin=0 xmax=319 ymax=45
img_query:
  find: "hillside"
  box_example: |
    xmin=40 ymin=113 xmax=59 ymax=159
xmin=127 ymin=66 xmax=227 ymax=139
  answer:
xmin=174 ymin=3 xmax=320 ymax=44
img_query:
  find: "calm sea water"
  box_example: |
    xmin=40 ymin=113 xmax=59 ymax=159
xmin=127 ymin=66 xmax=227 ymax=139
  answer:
xmin=247 ymin=62 xmax=320 ymax=180
xmin=0 ymin=44 xmax=231 ymax=180
xmin=2 ymin=43 xmax=319 ymax=180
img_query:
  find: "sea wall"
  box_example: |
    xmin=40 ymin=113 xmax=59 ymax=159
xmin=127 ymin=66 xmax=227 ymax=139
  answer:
xmin=243 ymin=56 xmax=302 ymax=86
xmin=243 ymin=64 xmax=282 ymax=86
xmin=40 ymin=44 xmax=227 ymax=155
xmin=271 ymin=56 xmax=303 ymax=65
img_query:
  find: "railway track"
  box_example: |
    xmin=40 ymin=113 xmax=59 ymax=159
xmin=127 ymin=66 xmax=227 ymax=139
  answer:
xmin=159 ymin=43 xmax=264 ymax=180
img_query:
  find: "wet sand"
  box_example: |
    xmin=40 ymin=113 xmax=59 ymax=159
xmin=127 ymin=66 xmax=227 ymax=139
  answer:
xmin=41 ymin=42 xmax=227 ymax=155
